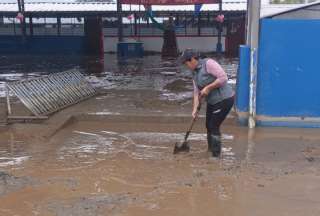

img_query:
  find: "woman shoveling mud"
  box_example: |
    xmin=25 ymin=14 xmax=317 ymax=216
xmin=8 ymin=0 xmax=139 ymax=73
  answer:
xmin=176 ymin=49 xmax=234 ymax=157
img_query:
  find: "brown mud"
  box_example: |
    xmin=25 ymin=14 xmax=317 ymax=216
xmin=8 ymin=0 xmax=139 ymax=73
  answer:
xmin=0 ymin=55 xmax=319 ymax=215
xmin=0 ymin=89 xmax=319 ymax=216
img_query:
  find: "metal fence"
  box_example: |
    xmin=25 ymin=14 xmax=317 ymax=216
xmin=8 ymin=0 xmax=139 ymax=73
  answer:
xmin=6 ymin=70 xmax=96 ymax=119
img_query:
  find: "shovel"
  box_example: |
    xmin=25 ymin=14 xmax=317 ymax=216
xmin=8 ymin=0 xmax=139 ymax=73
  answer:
xmin=173 ymin=97 xmax=202 ymax=154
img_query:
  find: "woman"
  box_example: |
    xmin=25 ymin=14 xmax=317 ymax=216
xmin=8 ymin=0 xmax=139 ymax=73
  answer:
xmin=179 ymin=49 xmax=234 ymax=157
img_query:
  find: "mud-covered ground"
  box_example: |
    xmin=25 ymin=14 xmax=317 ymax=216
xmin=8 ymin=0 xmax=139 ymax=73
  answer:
xmin=0 ymin=54 xmax=319 ymax=216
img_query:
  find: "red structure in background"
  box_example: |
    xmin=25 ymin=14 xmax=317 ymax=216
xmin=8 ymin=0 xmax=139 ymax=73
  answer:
xmin=225 ymin=18 xmax=245 ymax=57
xmin=84 ymin=17 xmax=104 ymax=56
xmin=120 ymin=0 xmax=219 ymax=4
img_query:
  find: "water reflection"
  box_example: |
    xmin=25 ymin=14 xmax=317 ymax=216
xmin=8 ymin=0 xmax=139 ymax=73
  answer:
xmin=0 ymin=54 xmax=237 ymax=81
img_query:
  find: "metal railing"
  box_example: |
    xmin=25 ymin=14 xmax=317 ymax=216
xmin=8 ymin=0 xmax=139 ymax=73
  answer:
xmin=6 ymin=69 xmax=96 ymax=120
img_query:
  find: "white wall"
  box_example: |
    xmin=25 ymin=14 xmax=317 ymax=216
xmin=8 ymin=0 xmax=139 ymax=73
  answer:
xmin=104 ymin=36 xmax=225 ymax=53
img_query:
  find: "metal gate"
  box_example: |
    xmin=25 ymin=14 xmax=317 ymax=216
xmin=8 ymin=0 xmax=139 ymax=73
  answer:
xmin=6 ymin=69 xmax=96 ymax=120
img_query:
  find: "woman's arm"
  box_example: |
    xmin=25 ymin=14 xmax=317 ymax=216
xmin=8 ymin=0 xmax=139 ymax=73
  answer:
xmin=192 ymin=80 xmax=200 ymax=118
xmin=200 ymin=59 xmax=228 ymax=97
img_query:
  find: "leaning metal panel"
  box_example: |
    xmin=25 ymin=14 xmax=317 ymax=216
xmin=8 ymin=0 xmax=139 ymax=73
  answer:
xmin=6 ymin=70 xmax=96 ymax=117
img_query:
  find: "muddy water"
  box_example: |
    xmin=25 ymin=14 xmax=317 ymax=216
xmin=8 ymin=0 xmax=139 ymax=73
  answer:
xmin=0 ymin=54 xmax=238 ymax=99
xmin=1 ymin=54 xmax=320 ymax=215
xmin=0 ymin=120 xmax=239 ymax=216
xmin=1 ymin=119 xmax=320 ymax=215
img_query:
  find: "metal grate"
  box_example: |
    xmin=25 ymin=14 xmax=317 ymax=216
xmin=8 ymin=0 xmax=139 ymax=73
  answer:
xmin=6 ymin=69 xmax=96 ymax=118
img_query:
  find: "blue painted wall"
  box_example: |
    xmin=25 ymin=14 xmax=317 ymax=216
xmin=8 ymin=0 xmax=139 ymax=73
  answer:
xmin=236 ymin=45 xmax=250 ymax=112
xmin=257 ymin=19 xmax=320 ymax=118
xmin=0 ymin=36 xmax=85 ymax=54
xmin=235 ymin=45 xmax=250 ymax=125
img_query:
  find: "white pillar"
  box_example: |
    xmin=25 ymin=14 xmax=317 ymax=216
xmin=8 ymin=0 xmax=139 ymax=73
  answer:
xmin=247 ymin=0 xmax=261 ymax=128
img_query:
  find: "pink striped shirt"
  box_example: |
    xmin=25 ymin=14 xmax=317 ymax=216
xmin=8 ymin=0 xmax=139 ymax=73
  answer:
xmin=193 ymin=59 xmax=228 ymax=94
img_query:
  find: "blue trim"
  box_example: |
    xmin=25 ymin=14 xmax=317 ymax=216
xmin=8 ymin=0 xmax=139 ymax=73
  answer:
xmin=257 ymin=120 xmax=320 ymax=128
xmin=235 ymin=45 xmax=250 ymax=113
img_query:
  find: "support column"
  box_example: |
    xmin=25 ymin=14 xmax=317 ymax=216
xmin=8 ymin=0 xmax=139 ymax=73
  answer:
xmin=184 ymin=11 xmax=187 ymax=36
xmin=247 ymin=0 xmax=261 ymax=128
xmin=29 ymin=16 xmax=33 ymax=36
xmin=197 ymin=13 xmax=201 ymax=36
xmin=176 ymin=14 xmax=179 ymax=26
xmin=13 ymin=19 xmax=16 ymax=35
xmin=57 ymin=17 xmax=61 ymax=36
xmin=84 ymin=16 xmax=104 ymax=56
xmin=117 ymin=0 xmax=123 ymax=42
xmin=216 ymin=0 xmax=223 ymax=53
xmin=134 ymin=13 xmax=137 ymax=37
xmin=17 ymin=0 xmax=26 ymax=41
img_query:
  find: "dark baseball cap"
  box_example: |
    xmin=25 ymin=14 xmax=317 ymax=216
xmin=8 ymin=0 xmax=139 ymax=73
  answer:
xmin=178 ymin=49 xmax=198 ymax=64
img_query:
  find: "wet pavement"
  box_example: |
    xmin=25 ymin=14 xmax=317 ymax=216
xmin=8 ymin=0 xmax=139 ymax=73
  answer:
xmin=0 ymin=54 xmax=320 ymax=215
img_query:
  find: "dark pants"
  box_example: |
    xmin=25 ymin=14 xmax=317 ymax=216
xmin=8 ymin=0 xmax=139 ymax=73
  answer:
xmin=206 ymin=96 xmax=234 ymax=135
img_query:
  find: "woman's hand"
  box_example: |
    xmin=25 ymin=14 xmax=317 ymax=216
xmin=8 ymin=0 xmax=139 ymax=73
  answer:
xmin=192 ymin=109 xmax=198 ymax=119
xmin=200 ymin=86 xmax=210 ymax=98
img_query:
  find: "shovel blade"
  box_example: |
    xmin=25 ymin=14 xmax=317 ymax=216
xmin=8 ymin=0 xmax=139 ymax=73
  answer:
xmin=173 ymin=141 xmax=190 ymax=154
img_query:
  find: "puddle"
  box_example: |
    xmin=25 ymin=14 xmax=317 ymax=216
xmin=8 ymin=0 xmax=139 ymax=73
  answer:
xmin=0 ymin=134 xmax=30 ymax=168
xmin=56 ymin=130 xmax=236 ymax=168
xmin=0 ymin=156 xmax=31 ymax=167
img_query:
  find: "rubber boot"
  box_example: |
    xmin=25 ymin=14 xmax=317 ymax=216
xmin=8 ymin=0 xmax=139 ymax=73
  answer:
xmin=208 ymin=134 xmax=221 ymax=158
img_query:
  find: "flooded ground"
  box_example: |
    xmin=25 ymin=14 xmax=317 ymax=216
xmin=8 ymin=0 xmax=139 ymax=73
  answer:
xmin=1 ymin=115 xmax=320 ymax=216
xmin=0 ymin=54 xmax=320 ymax=215
xmin=0 ymin=54 xmax=238 ymax=98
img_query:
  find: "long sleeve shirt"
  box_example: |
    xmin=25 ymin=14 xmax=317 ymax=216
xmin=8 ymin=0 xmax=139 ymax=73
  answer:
xmin=193 ymin=59 xmax=228 ymax=95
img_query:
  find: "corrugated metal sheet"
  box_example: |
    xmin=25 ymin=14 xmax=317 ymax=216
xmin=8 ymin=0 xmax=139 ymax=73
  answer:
xmin=0 ymin=2 xmax=246 ymax=13
xmin=1 ymin=3 xmax=19 ymax=12
xmin=0 ymin=3 xmax=117 ymax=12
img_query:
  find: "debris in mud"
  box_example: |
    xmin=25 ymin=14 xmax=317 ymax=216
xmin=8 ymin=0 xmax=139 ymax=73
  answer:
xmin=303 ymin=146 xmax=320 ymax=162
xmin=306 ymin=157 xmax=315 ymax=162
xmin=0 ymin=171 xmax=35 ymax=196
xmin=47 ymin=177 xmax=79 ymax=189
xmin=47 ymin=193 xmax=142 ymax=216
xmin=185 ymin=183 xmax=193 ymax=187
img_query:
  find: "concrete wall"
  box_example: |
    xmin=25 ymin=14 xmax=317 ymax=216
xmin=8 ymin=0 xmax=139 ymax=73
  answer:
xmin=255 ymin=18 xmax=320 ymax=127
xmin=104 ymin=36 xmax=225 ymax=53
